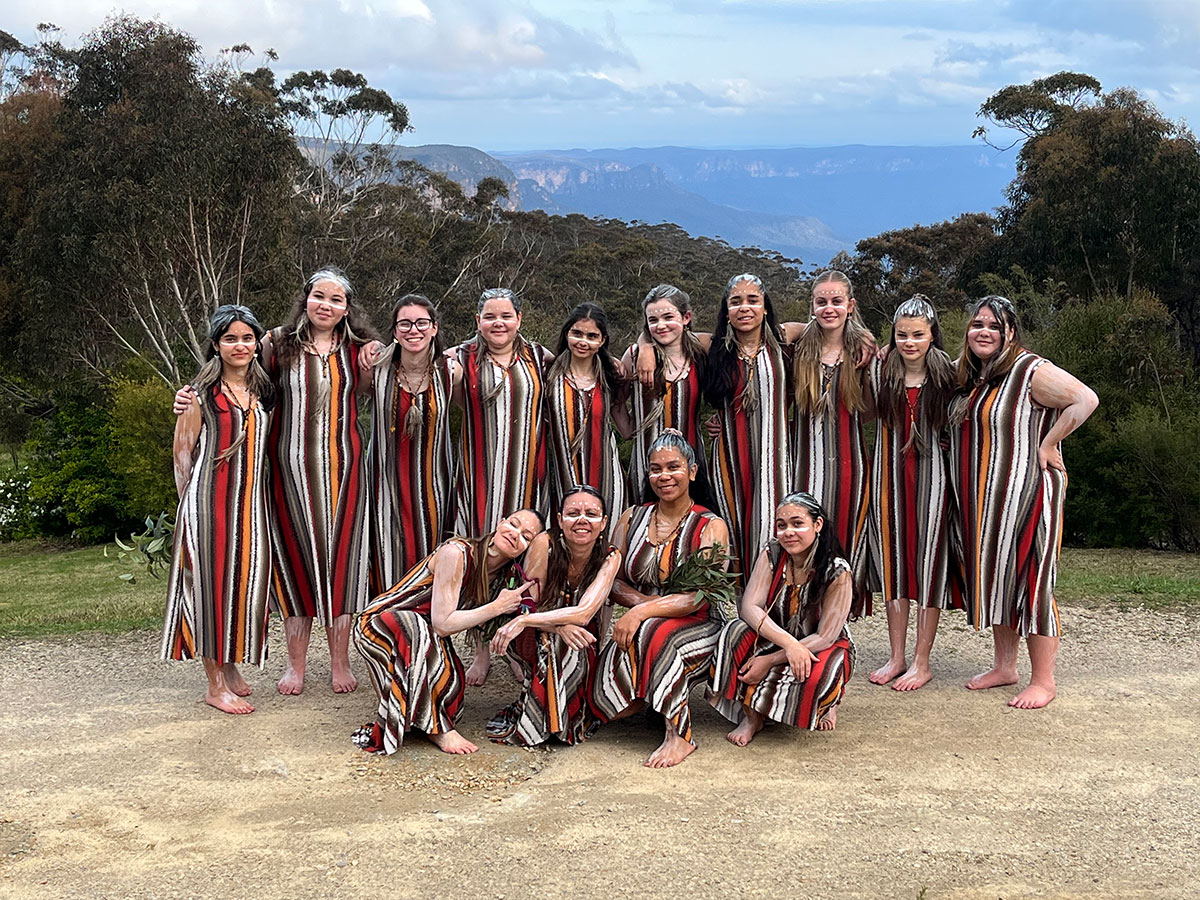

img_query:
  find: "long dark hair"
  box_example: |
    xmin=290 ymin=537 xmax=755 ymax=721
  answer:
xmin=379 ymin=293 xmax=445 ymax=439
xmin=191 ymin=304 xmax=276 ymax=461
xmin=949 ymin=295 xmax=1027 ymax=426
xmin=548 ymin=303 xmax=622 ymax=398
xmin=639 ymin=428 xmax=716 ymax=510
xmin=540 ymin=485 xmax=612 ymax=612
xmin=877 ymin=295 xmax=955 ymax=452
xmin=773 ymin=491 xmax=847 ymax=618
xmin=702 ymin=273 xmax=787 ymax=409
xmin=638 ymin=284 xmax=706 ymax=404
xmin=273 ymin=266 xmax=380 ymax=367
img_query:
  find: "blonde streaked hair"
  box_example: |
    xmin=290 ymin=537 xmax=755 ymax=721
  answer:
xmin=791 ymin=269 xmax=871 ymax=415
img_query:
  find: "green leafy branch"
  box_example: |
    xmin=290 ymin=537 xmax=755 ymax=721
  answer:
xmin=104 ymin=512 xmax=175 ymax=583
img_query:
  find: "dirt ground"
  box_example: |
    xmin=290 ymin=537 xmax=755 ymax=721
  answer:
xmin=1 ymin=604 xmax=1198 ymax=900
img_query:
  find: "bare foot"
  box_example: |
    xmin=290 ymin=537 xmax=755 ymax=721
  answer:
xmin=966 ymin=666 xmax=1018 ymax=691
xmin=465 ymin=653 xmax=491 ymax=687
xmin=868 ymin=659 xmax=907 ymax=685
xmin=222 ymin=664 xmax=252 ymax=697
xmin=277 ymin=663 xmax=305 ymax=695
xmin=893 ymin=663 xmax=933 ymax=692
xmin=330 ymin=659 xmax=358 ymax=694
xmin=645 ymin=732 xmax=696 ymax=768
xmin=1008 ymin=682 xmax=1056 ymax=709
xmin=205 ymin=688 xmax=254 ymax=715
xmin=427 ymin=729 xmax=478 ymax=755
xmin=817 ymin=706 xmax=837 ymax=731
xmin=726 ymin=709 xmax=764 ymax=747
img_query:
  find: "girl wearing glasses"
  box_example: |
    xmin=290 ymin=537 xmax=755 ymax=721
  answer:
xmin=369 ymin=294 xmax=461 ymax=592
xmin=544 ymin=304 xmax=627 ymax=536
xmin=487 ymin=486 xmax=622 ymax=747
xmin=162 ymin=305 xmax=276 ymax=714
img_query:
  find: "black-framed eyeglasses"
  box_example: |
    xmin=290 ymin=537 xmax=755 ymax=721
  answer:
xmin=395 ymin=318 xmax=434 ymax=332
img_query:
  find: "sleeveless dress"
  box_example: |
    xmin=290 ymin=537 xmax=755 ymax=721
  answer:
xmin=708 ymin=544 xmax=854 ymax=729
xmin=369 ymin=353 xmax=455 ymax=593
xmin=487 ymin=548 xmax=619 ymax=747
xmin=352 ymin=539 xmax=515 ymax=755
xmin=161 ymin=386 xmax=272 ymax=666
xmin=868 ymin=361 xmax=959 ymax=609
xmin=268 ymin=334 xmax=370 ymax=622
xmin=629 ymin=346 xmax=706 ymax=498
xmin=948 ymin=351 xmax=1065 ymax=637
xmin=591 ymin=503 xmax=725 ymax=745
xmin=454 ymin=339 xmax=554 ymax=537
xmin=544 ymin=372 xmax=626 ymax=534
xmin=709 ymin=342 xmax=790 ymax=584
xmin=791 ymin=360 xmax=873 ymax=616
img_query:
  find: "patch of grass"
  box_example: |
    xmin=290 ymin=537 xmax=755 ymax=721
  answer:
xmin=0 ymin=541 xmax=163 ymax=639
xmin=1057 ymin=548 xmax=1200 ymax=612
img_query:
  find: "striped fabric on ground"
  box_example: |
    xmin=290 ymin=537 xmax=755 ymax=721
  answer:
xmin=454 ymin=340 xmax=553 ymax=538
xmin=948 ymin=351 xmax=1065 ymax=637
xmin=268 ymin=337 xmax=370 ymax=622
xmin=869 ymin=364 xmax=959 ymax=609
xmin=161 ymin=386 xmax=272 ymax=666
xmin=791 ymin=360 xmax=873 ymax=616
xmin=369 ymin=354 xmax=455 ymax=593
xmin=544 ymin=373 xmax=625 ymax=532
xmin=708 ymin=548 xmax=854 ymax=729
xmin=709 ymin=343 xmax=790 ymax=584
xmin=591 ymin=504 xmax=724 ymax=743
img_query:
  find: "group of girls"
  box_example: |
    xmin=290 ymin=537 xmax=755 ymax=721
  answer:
xmin=161 ymin=264 xmax=1097 ymax=768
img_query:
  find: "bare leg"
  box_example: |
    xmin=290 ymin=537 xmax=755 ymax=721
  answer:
xmin=727 ymin=705 xmax=765 ymax=747
xmin=465 ymin=638 xmax=491 ymax=686
xmin=1010 ymin=634 xmax=1059 ymax=709
xmin=966 ymin=624 xmax=1020 ymax=691
xmin=645 ymin=721 xmax=696 ymax=768
xmin=894 ymin=606 xmax=941 ymax=692
xmin=278 ymin=616 xmax=312 ymax=695
xmin=203 ymin=658 xmax=254 ymax=714
xmin=327 ymin=614 xmax=358 ymax=693
xmin=426 ymin=729 xmax=479 ymax=755
xmin=817 ymin=706 xmax=837 ymax=731
xmin=221 ymin=663 xmax=252 ymax=697
xmin=869 ymin=597 xmax=909 ymax=684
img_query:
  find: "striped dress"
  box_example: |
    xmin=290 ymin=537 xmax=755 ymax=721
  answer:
xmin=545 ymin=372 xmax=626 ymax=531
xmin=268 ymin=335 xmax=370 ymax=623
xmin=948 ymin=351 xmax=1065 ymax=637
xmin=486 ymin=548 xmax=619 ymax=747
xmin=708 ymin=545 xmax=854 ymax=729
xmin=591 ymin=504 xmax=725 ymax=744
xmin=353 ymin=539 xmax=508 ymax=755
xmin=709 ymin=343 xmax=790 ymax=584
xmin=791 ymin=361 xmax=873 ymax=616
xmin=454 ymin=339 xmax=553 ymax=537
xmin=161 ymin=386 xmax=272 ymax=666
xmin=629 ymin=346 xmax=706 ymax=498
xmin=868 ymin=361 xmax=958 ymax=609
xmin=369 ymin=354 xmax=455 ymax=593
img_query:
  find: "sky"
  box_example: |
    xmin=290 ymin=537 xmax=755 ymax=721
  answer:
xmin=6 ymin=0 xmax=1200 ymax=151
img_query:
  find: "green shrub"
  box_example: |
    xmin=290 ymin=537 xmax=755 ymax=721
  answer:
xmin=111 ymin=378 xmax=177 ymax=522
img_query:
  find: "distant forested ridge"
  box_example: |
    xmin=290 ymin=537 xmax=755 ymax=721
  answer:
xmin=0 ymin=21 xmax=1196 ymax=550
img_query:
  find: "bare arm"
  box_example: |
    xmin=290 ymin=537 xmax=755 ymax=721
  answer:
xmin=1029 ymin=361 xmax=1100 ymax=472
xmin=448 ymin=357 xmax=465 ymax=408
xmin=780 ymin=321 xmax=806 ymax=344
xmin=798 ymin=570 xmax=853 ymax=655
xmin=618 ymin=516 xmax=731 ymax=622
xmin=610 ymin=350 xmax=635 ymax=439
xmin=172 ymin=396 xmax=202 ymax=498
xmin=430 ymin=544 xmax=529 ymax=637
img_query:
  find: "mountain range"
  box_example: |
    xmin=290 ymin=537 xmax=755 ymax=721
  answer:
xmin=391 ymin=143 xmax=1017 ymax=266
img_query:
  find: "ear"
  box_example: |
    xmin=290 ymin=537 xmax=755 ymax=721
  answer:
xmin=847 ymin=297 xmax=857 ymax=316
xmin=682 ymin=311 xmax=692 ymax=327
xmin=813 ymin=516 xmax=824 ymax=534
xmin=688 ymin=463 xmax=699 ymax=481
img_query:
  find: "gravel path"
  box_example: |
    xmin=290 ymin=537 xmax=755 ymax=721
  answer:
xmin=2 ymin=605 xmax=1198 ymax=899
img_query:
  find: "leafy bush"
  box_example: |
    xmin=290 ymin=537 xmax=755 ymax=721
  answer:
xmin=111 ymin=378 xmax=177 ymax=522
xmin=0 ymin=467 xmax=44 ymax=540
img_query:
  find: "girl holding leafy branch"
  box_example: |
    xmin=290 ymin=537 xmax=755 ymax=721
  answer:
xmin=487 ymin=485 xmax=623 ymax=746
xmin=590 ymin=429 xmax=735 ymax=768
xmin=161 ymin=305 xmax=276 ymax=715
xmin=352 ymin=509 xmax=545 ymax=756
xmin=707 ymin=492 xmax=855 ymax=745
